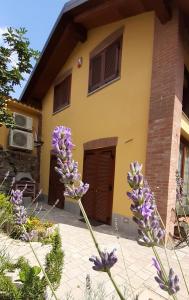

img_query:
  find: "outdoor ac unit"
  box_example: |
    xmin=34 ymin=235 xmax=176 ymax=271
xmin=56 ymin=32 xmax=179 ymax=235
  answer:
xmin=9 ymin=129 xmax=33 ymax=151
xmin=13 ymin=112 xmax=33 ymax=131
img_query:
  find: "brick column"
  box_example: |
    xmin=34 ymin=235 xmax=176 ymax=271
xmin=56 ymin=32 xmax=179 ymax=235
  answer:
xmin=145 ymin=11 xmax=184 ymax=235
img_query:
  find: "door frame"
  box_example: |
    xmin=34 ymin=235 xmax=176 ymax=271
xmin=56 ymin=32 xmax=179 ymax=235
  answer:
xmin=82 ymin=145 xmax=116 ymax=225
xmin=48 ymin=152 xmax=65 ymax=209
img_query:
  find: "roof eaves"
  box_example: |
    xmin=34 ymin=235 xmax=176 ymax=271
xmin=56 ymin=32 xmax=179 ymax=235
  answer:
xmin=19 ymin=0 xmax=88 ymax=102
xmin=63 ymin=0 xmax=88 ymax=13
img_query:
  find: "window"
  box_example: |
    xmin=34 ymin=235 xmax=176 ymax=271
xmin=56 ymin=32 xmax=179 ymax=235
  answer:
xmin=183 ymin=67 xmax=189 ymax=119
xmin=53 ymin=74 xmax=72 ymax=113
xmin=89 ymin=37 xmax=122 ymax=93
xmin=178 ymin=139 xmax=189 ymax=206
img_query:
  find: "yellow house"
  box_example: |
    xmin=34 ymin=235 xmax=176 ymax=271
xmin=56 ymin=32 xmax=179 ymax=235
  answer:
xmin=20 ymin=0 xmax=189 ymax=236
xmin=0 ymin=100 xmax=41 ymax=191
xmin=0 ymin=100 xmax=41 ymax=153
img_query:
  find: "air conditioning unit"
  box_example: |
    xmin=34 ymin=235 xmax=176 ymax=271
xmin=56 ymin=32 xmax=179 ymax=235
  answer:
xmin=13 ymin=112 xmax=33 ymax=131
xmin=9 ymin=129 xmax=33 ymax=151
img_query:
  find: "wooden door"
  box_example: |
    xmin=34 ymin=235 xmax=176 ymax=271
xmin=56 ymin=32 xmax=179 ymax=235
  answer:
xmin=48 ymin=154 xmax=64 ymax=209
xmin=82 ymin=147 xmax=115 ymax=224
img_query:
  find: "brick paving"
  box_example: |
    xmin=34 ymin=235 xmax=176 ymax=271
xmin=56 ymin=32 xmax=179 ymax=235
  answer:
xmin=1 ymin=204 xmax=189 ymax=300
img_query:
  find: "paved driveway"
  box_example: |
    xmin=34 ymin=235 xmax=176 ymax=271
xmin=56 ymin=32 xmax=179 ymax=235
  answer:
xmin=1 ymin=203 xmax=189 ymax=300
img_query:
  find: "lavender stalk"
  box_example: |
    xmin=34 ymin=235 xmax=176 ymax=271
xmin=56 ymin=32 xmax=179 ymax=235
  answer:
xmin=127 ymin=161 xmax=179 ymax=300
xmin=52 ymin=125 xmax=125 ymax=300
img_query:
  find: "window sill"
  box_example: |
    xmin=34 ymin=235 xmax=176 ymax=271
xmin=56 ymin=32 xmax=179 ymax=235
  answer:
xmin=52 ymin=104 xmax=70 ymax=115
xmin=87 ymin=76 xmax=121 ymax=97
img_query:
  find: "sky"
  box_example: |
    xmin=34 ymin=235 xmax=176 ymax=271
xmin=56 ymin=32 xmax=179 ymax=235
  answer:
xmin=0 ymin=0 xmax=68 ymax=99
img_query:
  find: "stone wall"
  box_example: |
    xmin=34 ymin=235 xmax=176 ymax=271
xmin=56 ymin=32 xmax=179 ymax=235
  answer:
xmin=0 ymin=149 xmax=39 ymax=192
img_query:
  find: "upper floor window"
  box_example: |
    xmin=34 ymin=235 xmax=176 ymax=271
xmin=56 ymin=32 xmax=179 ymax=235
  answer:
xmin=88 ymin=35 xmax=122 ymax=93
xmin=53 ymin=74 xmax=72 ymax=113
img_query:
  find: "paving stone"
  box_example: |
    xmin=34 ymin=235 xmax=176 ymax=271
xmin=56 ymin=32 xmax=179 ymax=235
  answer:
xmin=1 ymin=204 xmax=189 ymax=299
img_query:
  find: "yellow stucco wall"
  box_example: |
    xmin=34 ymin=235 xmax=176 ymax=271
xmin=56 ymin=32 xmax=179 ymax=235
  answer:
xmin=181 ymin=112 xmax=189 ymax=141
xmin=0 ymin=100 xmax=41 ymax=155
xmin=41 ymin=12 xmax=155 ymax=217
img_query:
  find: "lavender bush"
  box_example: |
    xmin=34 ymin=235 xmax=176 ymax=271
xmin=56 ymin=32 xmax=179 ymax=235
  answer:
xmin=0 ymin=175 xmax=63 ymax=300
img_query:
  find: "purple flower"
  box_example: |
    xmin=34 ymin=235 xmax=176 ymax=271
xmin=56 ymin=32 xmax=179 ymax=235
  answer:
xmin=55 ymin=160 xmax=80 ymax=184
xmin=13 ymin=205 xmax=27 ymax=225
xmin=152 ymin=257 xmax=161 ymax=272
xmin=20 ymin=230 xmax=35 ymax=242
xmin=52 ymin=126 xmax=89 ymax=201
xmin=153 ymin=258 xmax=180 ymax=295
xmin=10 ymin=189 xmax=27 ymax=226
xmin=52 ymin=126 xmax=73 ymax=159
xmin=64 ymin=182 xmax=89 ymax=200
xmin=11 ymin=189 xmax=23 ymax=205
xmin=130 ymin=161 xmax=142 ymax=174
xmin=89 ymin=249 xmax=117 ymax=272
xmin=140 ymin=201 xmax=154 ymax=219
xmin=127 ymin=162 xmax=165 ymax=246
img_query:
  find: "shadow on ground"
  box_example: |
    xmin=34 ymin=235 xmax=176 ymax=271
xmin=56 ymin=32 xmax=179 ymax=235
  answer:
xmin=24 ymin=197 xmax=137 ymax=241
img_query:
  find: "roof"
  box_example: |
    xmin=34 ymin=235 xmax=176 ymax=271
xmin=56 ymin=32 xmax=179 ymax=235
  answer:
xmin=20 ymin=0 xmax=177 ymax=108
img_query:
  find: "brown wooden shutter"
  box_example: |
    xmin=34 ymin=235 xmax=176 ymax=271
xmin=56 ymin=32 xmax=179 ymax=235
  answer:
xmin=104 ymin=40 xmax=120 ymax=83
xmin=53 ymin=74 xmax=72 ymax=113
xmin=48 ymin=154 xmax=65 ymax=209
xmin=89 ymin=54 xmax=103 ymax=92
xmin=95 ymin=149 xmax=115 ymax=223
xmin=82 ymin=151 xmax=98 ymax=219
xmin=82 ymin=147 xmax=115 ymax=224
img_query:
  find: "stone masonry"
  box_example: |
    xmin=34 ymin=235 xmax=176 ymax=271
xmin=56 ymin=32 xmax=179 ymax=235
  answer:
xmin=145 ymin=10 xmax=184 ymax=235
xmin=0 ymin=150 xmax=38 ymax=192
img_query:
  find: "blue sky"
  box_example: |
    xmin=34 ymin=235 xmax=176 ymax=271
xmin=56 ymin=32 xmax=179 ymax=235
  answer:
xmin=0 ymin=0 xmax=68 ymax=98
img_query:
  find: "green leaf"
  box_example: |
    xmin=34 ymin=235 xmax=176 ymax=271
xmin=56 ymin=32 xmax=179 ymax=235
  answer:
xmin=32 ymin=266 xmax=41 ymax=276
xmin=19 ymin=270 xmax=27 ymax=282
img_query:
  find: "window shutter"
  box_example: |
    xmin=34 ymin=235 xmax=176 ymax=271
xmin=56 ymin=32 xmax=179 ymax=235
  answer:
xmin=53 ymin=74 xmax=72 ymax=113
xmin=89 ymin=54 xmax=103 ymax=92
xmin=88 ymin=35 xmax=122 ymax=93
xmin=104 ymin=40 xmax=120 ymax=83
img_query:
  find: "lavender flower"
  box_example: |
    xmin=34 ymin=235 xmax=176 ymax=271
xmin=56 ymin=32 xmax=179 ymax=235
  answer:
xmin=52 ymin=126 xmax=89 ymax=200
xmin=10 ymin=189 xmax=27 ymax=225
xmin=20 ymin=230 xmax=35 ymax=242
xmin=52 ymin=126 xmax=73 ymax=160
xmin=55 ymin=159 xmax=80 ymax=184
xmin=127 ymin=162 xmax=164 ymax=246
xmin=128 ymin=163 xmax=179 ymax=298
xmin=13 ymin=205 xmax=27 ymax=225
xmin=10 ymin=189 xmax=23 ymax=205
xmin=64 ymin=182 xmax=89 ymax=200
xmin=89 ymin=249 xmax=117 ymax=272
xmin=152 ymin=258 xmax=180 ymax=295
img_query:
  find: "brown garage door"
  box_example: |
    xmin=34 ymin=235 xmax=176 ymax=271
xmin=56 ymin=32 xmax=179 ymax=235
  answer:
xmin=82 ymin=147 xmax=116 ymax=224
xmin=48 ymin=154 xmax=64 ymax=209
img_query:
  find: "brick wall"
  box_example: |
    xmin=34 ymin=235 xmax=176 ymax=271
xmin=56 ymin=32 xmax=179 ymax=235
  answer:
xmin=145 ymin=10 xmax=184 ymax=234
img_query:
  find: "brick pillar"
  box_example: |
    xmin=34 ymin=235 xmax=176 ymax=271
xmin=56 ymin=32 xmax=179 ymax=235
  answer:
xmin=145 ymin=11 xmax=184 ymax=235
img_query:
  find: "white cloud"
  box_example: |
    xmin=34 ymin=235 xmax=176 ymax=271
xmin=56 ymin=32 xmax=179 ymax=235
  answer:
xmin=9 ymin=51 xmax=19 ymax=68
xmin=0 ymin=26 xmax=19 ymax=68
xmin=0 ymin=27 xmax=7 ymax=35
xmin=0 ymin=26 xmax=7 ymax=44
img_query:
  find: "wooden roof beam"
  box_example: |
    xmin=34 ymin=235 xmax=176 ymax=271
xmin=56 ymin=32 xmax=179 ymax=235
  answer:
xmin=74 ymin=0 xmax=124 ymax=28
xmin=140 ymin=0 xmax=171 ymax=23
xmin=176 ymin=0 xmax=189 ymax=14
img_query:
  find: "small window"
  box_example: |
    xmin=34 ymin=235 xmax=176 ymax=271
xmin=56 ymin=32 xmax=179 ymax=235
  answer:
xmin=53 ymin=74 xmax=72 ymax=113
xmin=89 ymin=37 xmax=122 ymax=93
